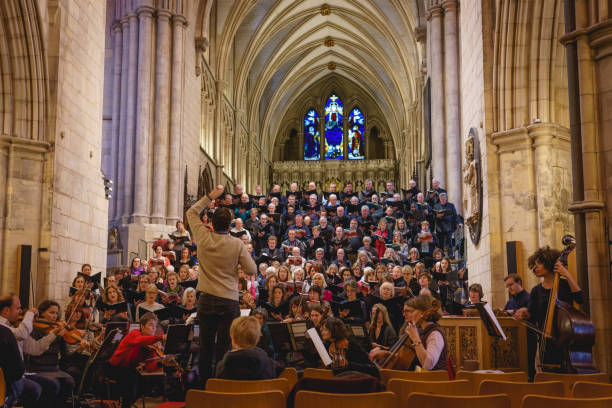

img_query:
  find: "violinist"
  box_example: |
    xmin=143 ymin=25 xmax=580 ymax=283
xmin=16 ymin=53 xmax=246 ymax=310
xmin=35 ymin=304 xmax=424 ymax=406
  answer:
xmin=60 ymin=304 xmax=100 ymax=383
xmin=514 ymin=246 xmax=583 ymax=381
xmin=0 ymin=293 xmax=62 ymax=408
xmin=108 ymin=312 xmax=166 ymax=408
xmin=68 ymin=275 xmax=94 ymax=314
xmin=320 ymin=317 xmax=375 ymax=375
xmin=26 ymin=300 xmax=75 ymax=408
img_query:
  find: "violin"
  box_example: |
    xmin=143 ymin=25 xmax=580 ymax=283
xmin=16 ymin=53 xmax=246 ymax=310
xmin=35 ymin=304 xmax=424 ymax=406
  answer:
xmin=140 ymin=342 xmax=185 ymax=389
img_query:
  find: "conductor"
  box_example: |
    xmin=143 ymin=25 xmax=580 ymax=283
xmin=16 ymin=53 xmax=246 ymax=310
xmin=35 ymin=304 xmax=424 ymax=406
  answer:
xmin=186 ymin=185 xmax=257 ymax=386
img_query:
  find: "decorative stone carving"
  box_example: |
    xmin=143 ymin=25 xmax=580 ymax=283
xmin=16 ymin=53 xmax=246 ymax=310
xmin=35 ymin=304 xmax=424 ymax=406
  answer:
xmin=320 ymin=4 xmax=331 ymax=15
xmin=109 ymin=227 xmax=119 ymax=249
xmin=328 ymin=62 xmax=336 ymax=70
xmin=324 ymin=36 xmax=334 ymax=47
xmin=463 ymin=127 xmax=482 ymax=244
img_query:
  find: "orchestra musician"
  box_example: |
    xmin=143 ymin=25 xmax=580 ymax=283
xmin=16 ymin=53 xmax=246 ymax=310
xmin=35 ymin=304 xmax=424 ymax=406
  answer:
xmin=0 ymin=293 xmax=62 ymax=408
xmin=108 ymin=312 xmax=167 ymax=408
xmin=26 ymin=300 xmax=75 ymax=408
xmin=368 ymin=304 xmax=398 ymax=350
xmin=321 ymin=317 xmax=376 ymax=375
xmin=514 ymin=246 xmax=583 ymax=381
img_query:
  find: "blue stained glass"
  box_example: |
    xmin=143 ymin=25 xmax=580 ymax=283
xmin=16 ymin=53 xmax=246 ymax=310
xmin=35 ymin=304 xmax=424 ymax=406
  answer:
xmin=304 ymin=109 xmax=320 ymax=160
xmin=324 ymin=94 xmax=344 ymax=160
xmin=348 ymin=108 xmax=365 ymax=160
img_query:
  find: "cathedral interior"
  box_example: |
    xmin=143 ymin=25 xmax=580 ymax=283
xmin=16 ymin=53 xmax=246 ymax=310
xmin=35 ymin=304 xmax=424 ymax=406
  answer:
xmin=1 ymin=0 xmax=612 ymax=376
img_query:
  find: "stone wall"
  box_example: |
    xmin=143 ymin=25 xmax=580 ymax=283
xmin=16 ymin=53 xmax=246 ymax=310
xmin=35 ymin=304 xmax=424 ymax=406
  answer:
xmin=48 ymin=0 xmax=109 ymax=303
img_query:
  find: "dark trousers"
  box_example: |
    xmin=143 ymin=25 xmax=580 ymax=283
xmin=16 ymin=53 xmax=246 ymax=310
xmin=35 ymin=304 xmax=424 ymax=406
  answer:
xmin=107 ymin=364 xmax=141 ymax=408
xmin=527 ymin=330 xmax=537 ymax=381
xmin=197 ymin=292 xmax=239 ymax=387
xmin=13 ymin=374 xmax=60 ymax=408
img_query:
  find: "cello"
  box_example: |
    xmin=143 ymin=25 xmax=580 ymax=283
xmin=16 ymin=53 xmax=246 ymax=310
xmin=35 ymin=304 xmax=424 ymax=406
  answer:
xmin=539 ymin=236 xmax=597 ymax=373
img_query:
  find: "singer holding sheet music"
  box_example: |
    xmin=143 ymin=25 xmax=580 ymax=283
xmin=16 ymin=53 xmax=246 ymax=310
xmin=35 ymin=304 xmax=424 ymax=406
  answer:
xmin=186 ymin=185 xmax=257 ymax=386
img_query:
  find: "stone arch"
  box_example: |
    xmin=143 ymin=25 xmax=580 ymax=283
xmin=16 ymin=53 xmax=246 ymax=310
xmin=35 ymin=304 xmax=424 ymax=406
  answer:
xmin=198 ymin=163 xmax=214 ymax=199
xmin=0 ymin=0 xmax=48 ymax=141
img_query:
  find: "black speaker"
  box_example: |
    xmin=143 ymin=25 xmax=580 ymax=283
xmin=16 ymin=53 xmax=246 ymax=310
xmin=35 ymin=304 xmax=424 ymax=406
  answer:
xmin=17 ymin=245 xmax=32 ymax=307
xmin=506 ymin=241 xmax=524 ymax=281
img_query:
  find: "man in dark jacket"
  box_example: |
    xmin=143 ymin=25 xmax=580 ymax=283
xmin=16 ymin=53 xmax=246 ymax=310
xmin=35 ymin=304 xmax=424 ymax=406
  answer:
xmin=433 ymin=193 xmax=457 ymax=254
xmin=215 ymin=316 xmax=276 ymax=380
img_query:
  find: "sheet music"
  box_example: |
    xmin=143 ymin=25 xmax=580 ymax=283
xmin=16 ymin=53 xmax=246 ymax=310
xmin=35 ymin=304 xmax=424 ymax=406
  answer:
xmin=484 ymin=302 xmax=506 ymax=340
xmin=307 ymin=327 xmax=332 ymax=366
xmin=240 ymin=309 xmax=251 ymax=317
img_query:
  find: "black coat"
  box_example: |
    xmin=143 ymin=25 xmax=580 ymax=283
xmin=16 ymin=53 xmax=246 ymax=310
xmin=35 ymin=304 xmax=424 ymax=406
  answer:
xmin=215 ymin=347 xmax=276 ymax=380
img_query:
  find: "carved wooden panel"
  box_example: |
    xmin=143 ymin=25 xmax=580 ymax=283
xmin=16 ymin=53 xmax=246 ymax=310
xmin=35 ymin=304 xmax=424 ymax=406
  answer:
xmin=490 ymin=326 xmax=520 ymax=369
xmin=459 ymin=326 xmax=478 ymax=365
xmin=443 ymin=326 xmax=457 ymax=367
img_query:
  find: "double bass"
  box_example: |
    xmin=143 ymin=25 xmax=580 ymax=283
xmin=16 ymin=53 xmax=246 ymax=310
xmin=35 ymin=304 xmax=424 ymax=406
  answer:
xmin=539 ymin=236 xmax=597 ymax=373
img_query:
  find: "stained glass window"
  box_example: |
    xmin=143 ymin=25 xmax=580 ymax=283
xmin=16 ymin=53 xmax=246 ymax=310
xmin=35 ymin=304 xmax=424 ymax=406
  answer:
xmin=324 ymin=94 xmax=344 ymax=160
xmin=348 ymin=107 xmax=365 ymax=160
xmin=303 ymin=109 xmax=321 ymax=160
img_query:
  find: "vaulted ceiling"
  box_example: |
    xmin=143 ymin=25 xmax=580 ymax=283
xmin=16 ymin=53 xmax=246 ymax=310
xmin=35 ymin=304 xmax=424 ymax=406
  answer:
xmin=195 ymin=0 xmax=427 ymax=160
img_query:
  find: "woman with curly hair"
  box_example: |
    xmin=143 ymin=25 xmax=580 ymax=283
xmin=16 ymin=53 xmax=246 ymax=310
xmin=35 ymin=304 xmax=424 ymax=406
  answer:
xmin=514 ymin=246 xmax=583 ymax=380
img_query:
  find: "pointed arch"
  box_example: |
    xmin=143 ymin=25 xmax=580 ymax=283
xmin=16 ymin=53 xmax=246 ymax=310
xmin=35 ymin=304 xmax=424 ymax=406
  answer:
xmin=324 ymin=93 xmax=344 ymax=160
xmin=348 ymin=106 xmax=365 ymax=160
xmin=303 ymin=108 xmax=320 ymax=160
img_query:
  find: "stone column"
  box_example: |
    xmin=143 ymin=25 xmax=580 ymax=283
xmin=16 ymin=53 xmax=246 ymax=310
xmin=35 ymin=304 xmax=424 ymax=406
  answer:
xmin=442 ymin=0 xmax=462 ymax=213
xmin=117 ymin=14 xmax=130 ymax=223
xmin=168 ymin=13 xmax=186 ymax=225
xmin=298 ymin=131 xmax=305 ymax=160
xmin=215 ymin=81 xmax=227 ymax=164
xmin=132 ymin=5 xmax=154 ymax=224
xmin=429 ymin=1 xmax=446 ymax=186
xmin=122 ymin=10 xmax=139 ymax=223
xmin=151 ymin=9 xmax=171 ymax=225
xmin=110 ymin=21 xmax=122 ymax=222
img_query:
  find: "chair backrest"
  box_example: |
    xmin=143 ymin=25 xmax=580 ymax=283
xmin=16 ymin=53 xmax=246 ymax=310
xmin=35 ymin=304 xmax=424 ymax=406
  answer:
xmin=205 ymin=378 xmax=291 ymax=398
xmin=478 ymin=381 xmax=565 ymax=408
xmin=571 ymin=381 xmax=612 ymax=398
xmin=0 ymin=367 xmax=5 ymax=403
xmin=294 ymin=391 xmax=396 ymax=408
xmin=521 ymin=394 xmax=612 ymax=408
xmin=534 ymin=372 xmax=610 ymax=396
xmin=185 ymin=389 xmax=285 ymax=408
xmin=379 ymin=369 xmax=449 ymax=385
xmin=406 ymin=392 xmax=511 ymax=408
xmin=387 ymin=379 xmax=471 ymax=405
xmin=456 ymin=371 xmax=528 ymax=394
xmin=279 ymin=367 xmax=298 ymax=389
xmin=303 ymin=368 xmax=334 ymax=379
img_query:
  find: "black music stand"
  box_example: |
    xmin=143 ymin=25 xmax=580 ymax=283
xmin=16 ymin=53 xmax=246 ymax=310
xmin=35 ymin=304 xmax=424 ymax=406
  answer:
xmin=475 ymin=302 xmax=506 ymax=370
xmin=164 ymin=324 xmax=191 ymax=356
xmin=76 ymin=328 xmax=120 ymax=401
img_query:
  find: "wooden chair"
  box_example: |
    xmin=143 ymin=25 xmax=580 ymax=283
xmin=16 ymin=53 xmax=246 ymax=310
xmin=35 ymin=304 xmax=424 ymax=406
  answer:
xmin=0 ymin=367 xmax=5 ymax=406
xmin=185 ymin=389 xmax=285 ymax=408
xmin=478 ymin=380 xmax=565 ymax=408
xmin=405 ymin=392 xmax=511 ymax=408
xmin=571 ymin=381 xmax=612 ymax=398
xmin=379 ymin=369 xmax=449 ymax=385
xmin=279 ymin=367 xmax=298 ymax=389
xmin=294 ymin=391 xmax=396 ymax=408
xmin=534 ymin=372 xmax=610 ymax=396
xmin=521 ymin=395 xmax=612 ymax=408
xmin=387 ymin=379 xmax=471 ymax=406
xmin=303 ymin=368 xmax=334 ymax=379
xmin=456 ymin=371 xmax=528 ymax=394
xmin=206 ymin=378 xmax=291 ymax=398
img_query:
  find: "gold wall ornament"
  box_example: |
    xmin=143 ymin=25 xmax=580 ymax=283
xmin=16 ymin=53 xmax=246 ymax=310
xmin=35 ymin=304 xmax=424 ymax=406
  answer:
xmin=321 ymin=4 xmax=331 ymax=15
xmin=327 ymin=61 xmax=336 ymax=70
xmin=324 ymin=36 xmax=334 ymax=47
xmin=463 ymin=127 xmax=483 ymax=245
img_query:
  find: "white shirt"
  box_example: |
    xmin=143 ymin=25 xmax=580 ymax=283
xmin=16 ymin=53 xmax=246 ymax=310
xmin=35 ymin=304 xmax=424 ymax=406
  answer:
xmin=0 ymin=312 xmax=57 ymax=357
xmin=421 ymin=327 xmax=444 ymax=370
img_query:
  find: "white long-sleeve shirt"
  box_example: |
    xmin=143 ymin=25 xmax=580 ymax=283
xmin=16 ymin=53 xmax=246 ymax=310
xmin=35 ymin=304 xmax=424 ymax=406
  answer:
xmin=0 ymin=312 xmax=57 ymax=357
xmin=421 ymin=329 xmax=444 ymax=370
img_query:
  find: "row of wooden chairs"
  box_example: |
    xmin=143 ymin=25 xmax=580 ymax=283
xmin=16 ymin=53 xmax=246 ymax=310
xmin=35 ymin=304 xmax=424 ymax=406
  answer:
xmin=192 ymin=369 xmax=612 ymax=408
xmin=186 ymin=388 xmax=612 ymax=408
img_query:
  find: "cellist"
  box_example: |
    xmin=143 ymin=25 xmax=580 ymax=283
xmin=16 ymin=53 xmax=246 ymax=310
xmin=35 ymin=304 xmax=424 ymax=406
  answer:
xmin=514 ymin=246 xmax=583 ymax=380
xmin=369 ymin=295 xmax=449 ymax=371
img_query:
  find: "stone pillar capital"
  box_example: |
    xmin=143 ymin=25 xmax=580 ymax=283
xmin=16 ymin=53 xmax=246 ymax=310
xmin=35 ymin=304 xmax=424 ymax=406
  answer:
xmin=156 ymin=9 xmax=172 ymax=20
xmin=135 ymin=5 xmax=155 ymax=17
xmin=441 ymin=0 xmax=459 ymax=12
xmin=428 ymin=4 xmax=443 ymax=19
xmin=112 ymin=21 xmax=123 ymax=32
xmin=172 ymin=14 xmax=188 ymax=27
xmin=120 ymin=16 xmax=130 ymax=27
xmin=415 ymin=25 xmax=427 ymax=43
xmin=216 ymin=80 xmax=228 ymax=92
